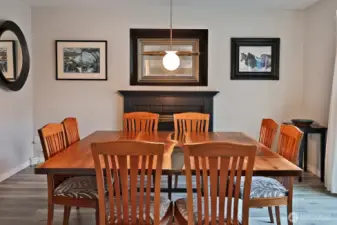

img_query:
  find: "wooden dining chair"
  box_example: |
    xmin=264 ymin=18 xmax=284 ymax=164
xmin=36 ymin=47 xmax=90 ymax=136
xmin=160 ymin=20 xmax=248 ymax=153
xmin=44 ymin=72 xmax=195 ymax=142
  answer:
xmin=38 ymin=123 xmax=100 ymax=225
xmin=238 ymin=124 xmax=303 ymax=225
xmin=173 ymin=112 xmax=210 ymax=188
xmin=62 ymin=117 xmax=80 ymax=146
xmin=259 ymin=118 xmax=279 ymax=149
xmin=91 ymin=140 xmax=173 ymax=225
xmin=174 ymin=142 xmax=257 ymax=225
xmin=123 ymin=112 xmax=159 ymax=132
xmin=174 ymin=112 xmax=210 ymax=133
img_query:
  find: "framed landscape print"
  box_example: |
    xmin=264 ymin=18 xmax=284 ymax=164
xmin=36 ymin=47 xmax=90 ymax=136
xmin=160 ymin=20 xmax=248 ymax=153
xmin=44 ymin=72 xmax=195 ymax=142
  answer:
xmin=231 ymin=38 xmax=280 ymax=80
xmin=56 ymin=40 xmax=107 ymax=80
xmin=130 ymin=29 xmax=208 ymax=86
xmin=0 ymin=40 xmax=16 ymax=81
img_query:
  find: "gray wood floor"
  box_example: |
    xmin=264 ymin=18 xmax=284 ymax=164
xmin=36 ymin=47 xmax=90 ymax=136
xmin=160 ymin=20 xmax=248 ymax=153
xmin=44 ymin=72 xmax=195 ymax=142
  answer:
xmin=0 ymin=167 xmax=336 ymax=225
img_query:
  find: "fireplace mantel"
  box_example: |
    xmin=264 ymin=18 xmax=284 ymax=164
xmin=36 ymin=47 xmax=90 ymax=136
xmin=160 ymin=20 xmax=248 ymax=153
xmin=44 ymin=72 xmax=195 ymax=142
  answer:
xmin=118 ymin=90 xmax=219 ymax=131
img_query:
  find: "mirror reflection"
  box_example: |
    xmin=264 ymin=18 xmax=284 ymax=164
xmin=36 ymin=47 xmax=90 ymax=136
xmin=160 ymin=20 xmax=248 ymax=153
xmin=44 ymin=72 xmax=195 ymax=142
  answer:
xmin=0 ymin=30 xmax=22 ymax=82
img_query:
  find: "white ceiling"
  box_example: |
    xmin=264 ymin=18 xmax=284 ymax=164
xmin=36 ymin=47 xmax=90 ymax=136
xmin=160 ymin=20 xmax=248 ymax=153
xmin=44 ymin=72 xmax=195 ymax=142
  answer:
xmin=20 ymin=0 xmax=321 ymax=10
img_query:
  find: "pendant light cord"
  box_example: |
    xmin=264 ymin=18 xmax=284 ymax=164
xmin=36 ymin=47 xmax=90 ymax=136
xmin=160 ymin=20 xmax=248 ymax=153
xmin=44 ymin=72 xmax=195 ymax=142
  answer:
xmin=169 ymin=0 xmax=173 ymax=50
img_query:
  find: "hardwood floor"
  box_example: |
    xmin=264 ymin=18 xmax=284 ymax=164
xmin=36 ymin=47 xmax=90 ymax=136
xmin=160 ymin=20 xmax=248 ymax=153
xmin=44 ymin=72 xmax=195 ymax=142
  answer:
xmin=0 ymin=167 xmax=337 ymax=225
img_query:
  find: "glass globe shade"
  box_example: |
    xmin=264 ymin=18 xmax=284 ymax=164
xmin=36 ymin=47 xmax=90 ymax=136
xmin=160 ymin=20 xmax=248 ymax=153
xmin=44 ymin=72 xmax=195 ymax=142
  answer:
xmin=162 ymin=51 xmax=180 ymax=71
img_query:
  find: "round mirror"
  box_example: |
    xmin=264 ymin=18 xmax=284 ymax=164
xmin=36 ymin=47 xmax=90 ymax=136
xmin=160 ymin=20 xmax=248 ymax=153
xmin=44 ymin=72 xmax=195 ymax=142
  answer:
xmin=0 ymin=21 xmax=30 ymax=91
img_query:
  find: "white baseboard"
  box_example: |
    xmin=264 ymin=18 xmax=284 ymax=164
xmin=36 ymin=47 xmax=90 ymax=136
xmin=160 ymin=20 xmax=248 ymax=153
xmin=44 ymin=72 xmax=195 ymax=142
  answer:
xmin=29 ymin=156 xmax=44 ymax=166
xmin=307 ymin=164 xmax=321 ymax=177
xmin=0 ymin=161 xmax=30 ymax=183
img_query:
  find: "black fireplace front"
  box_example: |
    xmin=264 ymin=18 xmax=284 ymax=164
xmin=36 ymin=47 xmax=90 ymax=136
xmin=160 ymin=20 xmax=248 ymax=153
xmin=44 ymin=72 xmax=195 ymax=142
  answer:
xmin=118 ymin=91 xmax=219 ymax=131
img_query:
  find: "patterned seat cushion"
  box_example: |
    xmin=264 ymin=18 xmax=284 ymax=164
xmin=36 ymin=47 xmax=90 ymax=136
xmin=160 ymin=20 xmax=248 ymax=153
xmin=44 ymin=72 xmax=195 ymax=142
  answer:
xmin=175 ymin=197 xmax=242 ymax=225
xmin=54 ymin=176 xmax=102 ymax=199
xmin=105 ymin=194 xmax=171 ymax=224
xmin=238 ymin=177 xmax=288 ymax=199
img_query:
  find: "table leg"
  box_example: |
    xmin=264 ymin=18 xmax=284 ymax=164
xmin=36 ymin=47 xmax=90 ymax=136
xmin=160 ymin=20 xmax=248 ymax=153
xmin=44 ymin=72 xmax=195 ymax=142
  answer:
xmin=168 ymin=174 xmax=172 ymax=200
xmin=303 ymin=133 xmax=308 ymax=172
xmin=320 ymin=131 xmax=327 ymax=182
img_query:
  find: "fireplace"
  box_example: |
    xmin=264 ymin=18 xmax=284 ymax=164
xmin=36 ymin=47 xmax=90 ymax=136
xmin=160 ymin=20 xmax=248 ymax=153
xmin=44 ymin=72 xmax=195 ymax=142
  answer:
xmin=118 ymin=91 xmax=218 ymax=131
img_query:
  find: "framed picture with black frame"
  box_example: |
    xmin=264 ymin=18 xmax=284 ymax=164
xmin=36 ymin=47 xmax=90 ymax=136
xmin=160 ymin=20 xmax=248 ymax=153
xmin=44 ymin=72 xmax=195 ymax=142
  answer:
xmin=231 ymin=38 xmax=280 ymax=80
xmin=55 ymin=40 xmax=107 ymax=80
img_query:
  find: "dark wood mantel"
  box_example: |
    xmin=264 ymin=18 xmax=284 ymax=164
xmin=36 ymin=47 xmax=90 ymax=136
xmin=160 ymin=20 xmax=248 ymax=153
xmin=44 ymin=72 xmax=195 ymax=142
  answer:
xmin=118 ymin=90 xmax=219 ymax=131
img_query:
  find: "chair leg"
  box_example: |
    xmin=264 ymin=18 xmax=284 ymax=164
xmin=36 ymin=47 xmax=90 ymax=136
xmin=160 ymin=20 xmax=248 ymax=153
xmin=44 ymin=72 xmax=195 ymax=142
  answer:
xmin=268 ymin=207 xmax=274 ymax=223
xmin=95 ymin=206 xmax=100 ymax=225
xmin=63 ymin=206 xmax=71 ymax=225
xmin=275 ymin=206 xmax=281 ymax=225
xmin=47 ymin=204 xmax=54 ymax=225
xmin=174 ymin=175 xmax=179 ymax=189
xmin=287 ymin=177 xmax=294 ymax=225
xmin=287 ymin=200 xmax=293 ymax=225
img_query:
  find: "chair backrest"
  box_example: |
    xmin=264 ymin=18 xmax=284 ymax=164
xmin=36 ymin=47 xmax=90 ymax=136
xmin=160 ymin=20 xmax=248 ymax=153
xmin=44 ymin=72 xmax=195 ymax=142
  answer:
xmin=183 ymin=142 xmax=257 ymax=225
xmin=62 ymin=117 xmax=80 ymax=146
xmin=259 ymin=118 xmax=279 ymax=148
xmin=174 ymin=112 xmax=210 ymax=133
xmin=123 ymin=112 xmax=159 ymax=132
xmin=277 ymin=124 xmax=303 ymax=164
xmin=38 ymin=123 xmax=67 ymax=160
xmin=91 ymin=140 xmax=165 ymax=225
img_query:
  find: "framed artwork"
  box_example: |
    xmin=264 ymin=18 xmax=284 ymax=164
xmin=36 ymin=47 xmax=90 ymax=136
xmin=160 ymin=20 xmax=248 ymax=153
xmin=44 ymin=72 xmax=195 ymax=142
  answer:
xmin=231 ymin=38 xmax=280 ymax=80
xmin=0 ymin=40 xmax=16 ymax=81
xmin=130 ymin=29 xmax=208 ymax=86
xmin=55 ymin=40 xmax=107 ymax=80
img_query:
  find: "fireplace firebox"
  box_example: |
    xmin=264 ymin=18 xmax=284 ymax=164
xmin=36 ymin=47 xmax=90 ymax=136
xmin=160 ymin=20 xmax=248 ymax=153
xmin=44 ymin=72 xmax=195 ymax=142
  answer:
xmin=118 ymin=91 xmax=218 ymax=131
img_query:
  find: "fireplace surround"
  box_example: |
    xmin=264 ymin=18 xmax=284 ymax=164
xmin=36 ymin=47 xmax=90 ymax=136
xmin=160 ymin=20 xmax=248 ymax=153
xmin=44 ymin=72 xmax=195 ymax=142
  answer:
xmin=118 ymin=90 xmax=219 ymax=131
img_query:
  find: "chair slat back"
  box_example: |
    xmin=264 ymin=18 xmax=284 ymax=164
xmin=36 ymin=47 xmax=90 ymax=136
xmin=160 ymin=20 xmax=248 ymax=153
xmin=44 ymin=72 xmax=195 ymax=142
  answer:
xmin=174 ymin=112 xmax=210 ymax=133
xmin=183 ymin=142 xmax=256 ymax=225
xmin=62 ymin=117 xmax=80 ymax=146
xmin=91 ymin=141 xmax=165 ymax=225
xmin=259 ymin=118 xmax=279 ymax=148
xmin=277 ymin=124 xmax=303 ymax=163
xmin=123 ymin=112 xmax=159 ymax=132
xmin=38 ymin=123 xmax=67 ymax=160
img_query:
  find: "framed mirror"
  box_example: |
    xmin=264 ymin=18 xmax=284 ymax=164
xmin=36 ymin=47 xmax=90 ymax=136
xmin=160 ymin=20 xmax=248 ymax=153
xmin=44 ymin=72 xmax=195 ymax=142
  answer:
xmin=130 ymin=29 xmax=208 ymax=86
xmin=0 ymin=21 xmax=30 ymax=91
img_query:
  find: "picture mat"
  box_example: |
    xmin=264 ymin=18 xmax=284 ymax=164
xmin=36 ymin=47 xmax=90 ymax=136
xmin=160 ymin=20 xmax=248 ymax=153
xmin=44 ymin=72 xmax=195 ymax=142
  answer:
xmin=239 ymin=46 xmax=272 ymax=72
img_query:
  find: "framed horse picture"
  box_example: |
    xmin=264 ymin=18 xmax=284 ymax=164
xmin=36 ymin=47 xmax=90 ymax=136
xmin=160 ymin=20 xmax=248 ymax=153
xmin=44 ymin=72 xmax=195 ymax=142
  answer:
xmin=230 ymin=38 xmax=280 ymax=80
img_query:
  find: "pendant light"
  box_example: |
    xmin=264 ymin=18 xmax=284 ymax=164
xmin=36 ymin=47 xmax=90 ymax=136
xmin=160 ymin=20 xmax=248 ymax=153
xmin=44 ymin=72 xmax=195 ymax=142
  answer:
xmin=162 ymin=0 xmax=180 ymax=71
xmin=142 ymin=0 xmax=200 ymax=71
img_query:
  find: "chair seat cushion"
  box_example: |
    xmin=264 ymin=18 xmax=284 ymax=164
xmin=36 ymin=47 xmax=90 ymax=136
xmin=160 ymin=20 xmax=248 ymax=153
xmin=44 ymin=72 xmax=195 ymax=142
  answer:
xmin=239 ymin=177 xmax=288 ymax=199
xmin=106 ymin=194 xmax=171 ymax=224
xmin=175 ymin=197 xmax=242 ymax=225
xmin=54 ymin=176 xmax=101 ymax=199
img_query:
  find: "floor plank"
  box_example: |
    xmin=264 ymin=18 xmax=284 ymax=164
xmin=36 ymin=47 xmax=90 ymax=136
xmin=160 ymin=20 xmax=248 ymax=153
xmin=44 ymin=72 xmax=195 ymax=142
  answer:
xmin=0 ymin=167 xmax=336 ymax=225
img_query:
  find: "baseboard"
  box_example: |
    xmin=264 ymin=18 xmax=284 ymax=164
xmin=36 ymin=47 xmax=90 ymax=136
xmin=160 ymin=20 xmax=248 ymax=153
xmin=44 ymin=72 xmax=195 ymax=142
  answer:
xmin=0 ymin=161 xmax=30 ymax=183
xmin=29 ymin=156 xmax=44 ymax=166
xmin=307 ymin=164 xmax=321 ymax=177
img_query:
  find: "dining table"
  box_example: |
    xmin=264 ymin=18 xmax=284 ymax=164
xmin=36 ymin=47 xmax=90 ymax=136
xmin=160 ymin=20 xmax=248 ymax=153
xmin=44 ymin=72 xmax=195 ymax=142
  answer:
xmin=35 ymin=131 xmax=303 ymax=199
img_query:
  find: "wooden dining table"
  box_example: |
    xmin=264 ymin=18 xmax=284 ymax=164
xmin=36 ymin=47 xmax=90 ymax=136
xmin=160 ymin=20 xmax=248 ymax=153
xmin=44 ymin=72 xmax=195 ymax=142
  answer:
xmin=35 ymin=131 xmax=302 ymax=199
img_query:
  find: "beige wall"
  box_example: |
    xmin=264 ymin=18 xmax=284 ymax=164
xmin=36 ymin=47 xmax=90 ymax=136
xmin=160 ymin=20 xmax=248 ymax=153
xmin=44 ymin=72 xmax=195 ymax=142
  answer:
xmin=304 ymin=0 xmax=337 ymax=175
xmin=0 ymin=0 xmax=33 ymax=181
xmin=32 ymin=2 xmax=305 ymax=142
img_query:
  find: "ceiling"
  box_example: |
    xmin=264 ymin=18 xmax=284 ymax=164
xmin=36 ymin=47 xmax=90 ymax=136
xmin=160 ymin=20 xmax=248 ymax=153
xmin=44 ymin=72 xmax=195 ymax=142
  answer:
xmin=20 ymin=0 xmax=321 ymax=10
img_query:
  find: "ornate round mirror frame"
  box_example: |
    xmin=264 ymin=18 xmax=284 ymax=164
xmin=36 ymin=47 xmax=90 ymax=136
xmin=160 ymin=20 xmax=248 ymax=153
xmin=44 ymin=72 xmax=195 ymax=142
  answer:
xmin=0 ymin=21 xmax=30 ymax=91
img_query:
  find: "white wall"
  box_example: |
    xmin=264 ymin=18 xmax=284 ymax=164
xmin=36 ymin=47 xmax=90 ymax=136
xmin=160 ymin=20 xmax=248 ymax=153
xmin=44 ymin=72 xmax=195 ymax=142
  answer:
xmin=304 ymin=0 xmax=337 ymax=175
xmin=32 ymin=1 xmax=305 ymax=140
xmin=0 ymin=0 xmax=33 ymax=181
